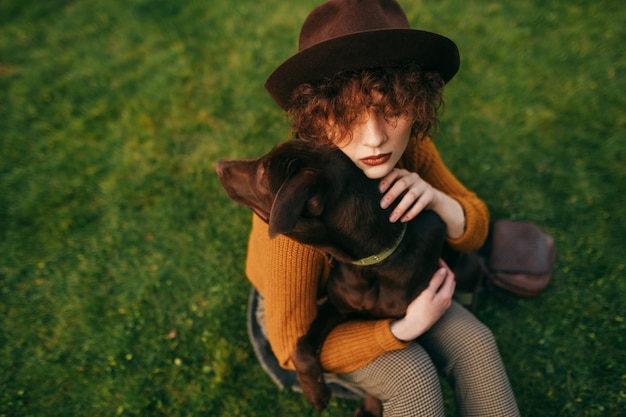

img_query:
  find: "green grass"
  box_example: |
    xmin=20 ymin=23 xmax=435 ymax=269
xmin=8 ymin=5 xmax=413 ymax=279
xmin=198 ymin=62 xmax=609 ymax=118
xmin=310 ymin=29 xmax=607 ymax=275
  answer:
xmin=1 ymin=0 xmax=624 ymax=416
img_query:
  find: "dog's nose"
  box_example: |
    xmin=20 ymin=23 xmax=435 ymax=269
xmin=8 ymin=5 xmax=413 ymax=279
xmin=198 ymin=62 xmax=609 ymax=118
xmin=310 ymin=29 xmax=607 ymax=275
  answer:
xmin=215 ymin=160 xmax=226 ymax=177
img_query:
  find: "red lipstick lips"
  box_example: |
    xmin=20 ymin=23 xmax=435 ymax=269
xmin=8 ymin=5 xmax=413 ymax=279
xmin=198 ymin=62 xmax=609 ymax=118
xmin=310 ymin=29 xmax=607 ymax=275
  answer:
xmin=360 ymin=153 xmax=391 ymax=166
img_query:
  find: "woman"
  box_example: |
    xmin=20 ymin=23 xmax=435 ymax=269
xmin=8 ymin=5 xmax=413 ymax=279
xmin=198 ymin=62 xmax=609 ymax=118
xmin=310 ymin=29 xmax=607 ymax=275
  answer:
xmin=246 ymin=0 xmax=520 ymax=415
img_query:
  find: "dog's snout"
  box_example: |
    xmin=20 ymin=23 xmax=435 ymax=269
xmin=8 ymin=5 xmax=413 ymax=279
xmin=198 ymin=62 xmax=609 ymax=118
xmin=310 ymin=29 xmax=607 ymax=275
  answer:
xmin=215 ymin=160 xmax=226 ymax=177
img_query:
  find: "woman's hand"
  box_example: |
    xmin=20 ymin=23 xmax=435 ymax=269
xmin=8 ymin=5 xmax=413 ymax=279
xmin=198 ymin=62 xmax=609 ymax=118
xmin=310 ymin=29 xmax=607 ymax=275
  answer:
xmin=379 ymin=168 xmax=438 ymax=223
xmin=390 ymin=259 xmax=455 ymax=341
xmin=379 ymin=168 xmax=465 ymax=239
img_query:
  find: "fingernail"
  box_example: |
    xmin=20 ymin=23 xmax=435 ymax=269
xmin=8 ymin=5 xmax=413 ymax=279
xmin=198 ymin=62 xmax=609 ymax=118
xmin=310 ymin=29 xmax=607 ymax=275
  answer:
xmin=380 ymin=198 xmax=389 ymax=209
xmin=438 ymin=268 xmax=446 ymax=275
xmin=389 ymin=213 xmax=397 ymax=223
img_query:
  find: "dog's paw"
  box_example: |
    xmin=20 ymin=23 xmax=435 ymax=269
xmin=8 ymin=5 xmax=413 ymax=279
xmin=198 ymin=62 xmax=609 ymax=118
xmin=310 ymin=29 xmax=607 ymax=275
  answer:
xmin=293 ymin=337 xmax=332 ymax=410
xmin=353 ymin=394 xmax=382 ymax=417
xmin=302 ymin=377 xmax=331 ymax=411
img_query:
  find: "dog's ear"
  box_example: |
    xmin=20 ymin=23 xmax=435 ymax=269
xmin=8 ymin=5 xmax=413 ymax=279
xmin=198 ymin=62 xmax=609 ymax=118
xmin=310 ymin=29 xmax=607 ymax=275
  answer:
xmin=268 ymin=169 xmax=325 ymax=238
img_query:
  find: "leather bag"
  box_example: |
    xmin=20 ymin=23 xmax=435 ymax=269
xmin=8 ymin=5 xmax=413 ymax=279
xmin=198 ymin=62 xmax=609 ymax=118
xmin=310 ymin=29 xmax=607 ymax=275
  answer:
xmin=482 ymin=220 xmax=556 ymax=297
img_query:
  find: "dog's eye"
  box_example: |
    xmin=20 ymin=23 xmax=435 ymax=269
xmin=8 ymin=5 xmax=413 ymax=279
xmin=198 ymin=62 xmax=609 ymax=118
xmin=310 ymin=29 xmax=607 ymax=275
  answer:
xmin=304 ymin=194 xmax=324 ymax=218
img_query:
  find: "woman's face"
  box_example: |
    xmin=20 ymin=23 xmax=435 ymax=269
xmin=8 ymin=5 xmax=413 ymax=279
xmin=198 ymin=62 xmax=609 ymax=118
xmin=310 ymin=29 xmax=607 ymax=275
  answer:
xmin=334 ymin=109 xmax=413 ymax=179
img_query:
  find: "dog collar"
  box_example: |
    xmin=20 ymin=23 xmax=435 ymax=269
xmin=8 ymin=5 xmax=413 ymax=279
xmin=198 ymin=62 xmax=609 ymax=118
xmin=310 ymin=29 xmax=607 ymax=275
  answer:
xmin=352 ymin=223 xmax=407 ymax=266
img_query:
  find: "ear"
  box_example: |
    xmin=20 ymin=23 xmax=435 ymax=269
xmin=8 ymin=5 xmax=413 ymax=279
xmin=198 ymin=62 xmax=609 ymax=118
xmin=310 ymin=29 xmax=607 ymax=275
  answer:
xmin=268 ymin=169 xmax=325 ymax=238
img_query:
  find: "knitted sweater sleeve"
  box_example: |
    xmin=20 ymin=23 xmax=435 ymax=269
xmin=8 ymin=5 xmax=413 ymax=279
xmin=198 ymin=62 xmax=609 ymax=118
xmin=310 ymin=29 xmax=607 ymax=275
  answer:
xmin=246 ymin=215 xmax=410 ymax=374
xmin=401 ymin=137 xmax=489 ymax=252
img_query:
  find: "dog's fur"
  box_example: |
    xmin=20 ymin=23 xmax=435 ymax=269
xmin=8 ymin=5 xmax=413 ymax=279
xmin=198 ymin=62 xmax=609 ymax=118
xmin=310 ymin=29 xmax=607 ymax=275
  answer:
xmin=216 ymin=139 xmax=448 ymax=414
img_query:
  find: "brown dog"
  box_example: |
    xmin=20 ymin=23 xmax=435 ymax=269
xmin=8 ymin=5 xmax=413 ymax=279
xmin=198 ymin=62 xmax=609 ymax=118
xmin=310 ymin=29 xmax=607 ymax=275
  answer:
xmin=216 ymin=139 xmax=448 ymax=414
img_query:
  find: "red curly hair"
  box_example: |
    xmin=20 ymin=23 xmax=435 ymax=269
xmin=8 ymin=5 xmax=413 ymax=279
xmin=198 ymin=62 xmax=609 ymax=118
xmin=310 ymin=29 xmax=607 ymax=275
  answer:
xmin=287 ymin=64 xmax=445 ymax=145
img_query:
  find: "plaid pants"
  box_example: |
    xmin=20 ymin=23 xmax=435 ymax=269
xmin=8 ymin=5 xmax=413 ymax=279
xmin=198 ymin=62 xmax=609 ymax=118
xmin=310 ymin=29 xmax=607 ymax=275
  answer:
xmin=339 ymin=301 xmax=520 ymax=416
xmin=254 ymin=293 xmax=520 ymax=416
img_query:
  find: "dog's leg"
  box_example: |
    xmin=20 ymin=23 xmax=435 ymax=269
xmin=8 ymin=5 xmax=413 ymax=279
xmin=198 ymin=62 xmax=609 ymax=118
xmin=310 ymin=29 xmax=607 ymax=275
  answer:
xmin=293 ymin=336 xmax=330 ymax=411
xmin=353 ymin=394 xmax=383 ymax=417
xmin=292 ymin=300 xmax=346 ymax=411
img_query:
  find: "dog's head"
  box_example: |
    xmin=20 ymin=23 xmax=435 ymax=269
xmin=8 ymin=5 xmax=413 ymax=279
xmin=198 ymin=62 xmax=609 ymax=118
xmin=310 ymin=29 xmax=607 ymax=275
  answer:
xmin=216 ymin=140 xmax=380 ymax=253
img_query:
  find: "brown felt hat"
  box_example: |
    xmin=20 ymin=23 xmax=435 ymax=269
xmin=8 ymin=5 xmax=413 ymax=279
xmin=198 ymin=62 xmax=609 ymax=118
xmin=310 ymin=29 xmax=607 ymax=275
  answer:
xmin=265 ymin=0 xmax=460 ymax=110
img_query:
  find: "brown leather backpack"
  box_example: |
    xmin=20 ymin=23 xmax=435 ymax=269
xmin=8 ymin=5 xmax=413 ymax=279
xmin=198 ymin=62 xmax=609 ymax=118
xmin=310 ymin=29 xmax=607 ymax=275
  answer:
xmin=453 ymin=220 xmax=556 ymax=311
xmin=483 ymin=220 xmax=556 ymax=297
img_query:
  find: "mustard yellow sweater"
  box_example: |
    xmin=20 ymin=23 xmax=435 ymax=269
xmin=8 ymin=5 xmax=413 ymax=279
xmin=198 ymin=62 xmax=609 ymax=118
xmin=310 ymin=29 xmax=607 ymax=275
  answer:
xmin=245 ymin=137 xmax=489 ymax=374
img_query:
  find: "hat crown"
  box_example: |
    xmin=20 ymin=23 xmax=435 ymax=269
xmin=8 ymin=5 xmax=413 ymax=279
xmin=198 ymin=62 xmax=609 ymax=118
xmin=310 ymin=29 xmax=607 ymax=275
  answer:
xmin=265 ymin=0 xmax=459 ymax=110
xmin=299 ymin=0 xmax=410 ymax=51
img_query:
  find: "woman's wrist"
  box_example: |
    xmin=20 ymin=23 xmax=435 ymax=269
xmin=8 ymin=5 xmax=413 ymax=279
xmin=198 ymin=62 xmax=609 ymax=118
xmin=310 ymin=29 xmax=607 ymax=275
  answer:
xmin=390 ymin=318 xmax=411 ymax=342
xmin=431 ymin=190 xmax=465 ymax=239
xmin=390 ymin=317 xmax=426 ymax=342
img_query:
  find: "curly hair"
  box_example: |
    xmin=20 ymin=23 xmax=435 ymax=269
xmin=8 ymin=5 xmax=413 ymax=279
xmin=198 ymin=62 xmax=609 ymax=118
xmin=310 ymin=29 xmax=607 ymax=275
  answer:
xmin=287 ymin=64 xmax=445 ymax=145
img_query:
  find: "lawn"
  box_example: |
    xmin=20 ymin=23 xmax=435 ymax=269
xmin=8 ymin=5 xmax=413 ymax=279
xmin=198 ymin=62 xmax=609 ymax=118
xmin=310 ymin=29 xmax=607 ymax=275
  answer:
xmin=1 ymin=0 xmax=624 ymax=416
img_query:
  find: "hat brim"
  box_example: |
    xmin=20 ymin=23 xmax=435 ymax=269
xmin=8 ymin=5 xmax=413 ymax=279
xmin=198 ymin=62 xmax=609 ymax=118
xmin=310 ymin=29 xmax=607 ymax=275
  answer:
xmin=265 ymin=29 xmax=460 ymax=110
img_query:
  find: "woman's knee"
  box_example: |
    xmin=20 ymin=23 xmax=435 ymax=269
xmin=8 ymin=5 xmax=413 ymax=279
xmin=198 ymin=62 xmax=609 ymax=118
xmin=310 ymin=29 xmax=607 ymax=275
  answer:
xmin=377 ymin=345 xmax=443 ymax=407
xmin=384 ymin=351 xmax=445 ymax=416
xmin=342 ymin=344 xmax=442 ymax=404
xmin=421 ymin=304 xmax=501 ymax=372
xmin=464 ymin=319 xmax=498 ymax=354
xmin=447 ymin=318 xmax=506 ymax=383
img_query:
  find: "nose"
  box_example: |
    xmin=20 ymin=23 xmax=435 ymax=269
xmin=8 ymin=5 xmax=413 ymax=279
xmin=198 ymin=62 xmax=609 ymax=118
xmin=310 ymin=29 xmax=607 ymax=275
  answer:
xmin=356 ymin=111 xmax=386 ymax=148
xmin=215 ymin=160 xmax=226 ymax=177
